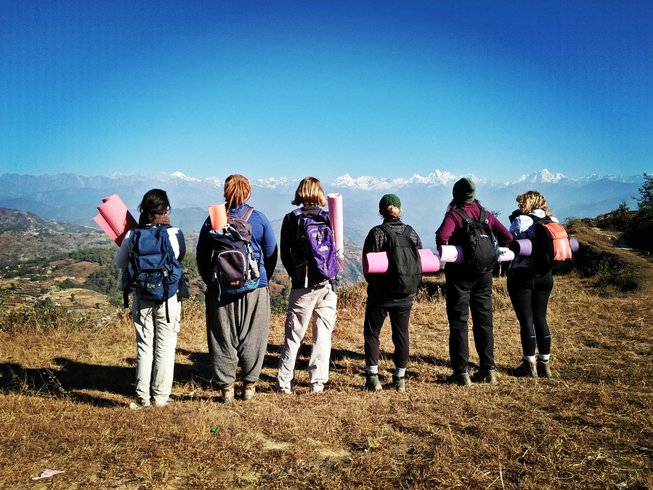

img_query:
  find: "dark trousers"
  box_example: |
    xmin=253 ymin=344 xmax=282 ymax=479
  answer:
xmin=363 ymin=302 xmax=412 ymax=370
xmin=507 ymin=269 xmax=553 ymax=357
xmin=445 ymin=269 xmax=494 ymax=373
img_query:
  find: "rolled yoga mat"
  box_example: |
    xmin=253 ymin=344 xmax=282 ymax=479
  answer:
xmin=93 ymin=193 xmax=137 ymax=246
xmin=363 ymin=248 xmax=440 ymax=274
xmin=327 ymin=193 xmax=344 ymax=256
xmin=511 ymin=237 xmax=580 ymax=257
xmin=208 ymin=203 xmax=228 ymax=230
xmin=438 ymin=245 xmax=515 ymax=263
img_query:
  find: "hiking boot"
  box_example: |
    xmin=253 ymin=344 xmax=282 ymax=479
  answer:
xmin=242 ymin=383 xmax=256 ymax=401
xmin=537 ymin=360 xmax=552 ymax=378
xmin=128 ymin=400 xmax=150 ymax=410
xmin=365 ymin=374 xmax=383 ymax=392
xmin=393 ymin=376 xmax=406 ymax=393
xmin=445 ymin=372 xmax=471 ymax=386
xmin=276 ymin=383 xmax=292 ymax=395
xmin=222 ymin=384 xmax=235 ymax=404
xmin=153 ymin=398 xmax=174 ymax=408
xmin=471 ymin=369 xmax=497 ymax=384
xmin=513 ymin=360 xmax=537 ymax=378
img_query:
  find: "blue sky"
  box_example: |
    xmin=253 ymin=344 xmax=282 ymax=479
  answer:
xmin=1 ymin=0 xmax=651 ymax=182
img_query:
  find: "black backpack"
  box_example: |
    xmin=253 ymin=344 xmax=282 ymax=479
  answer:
xmin=208 ymin=207 xmax=260 ymax=297
xmin=121 ymin=225 xmax=183 ymax=322
xmin=379 ymin=223 xmax=422 ymax=294
xmin=452 ymin=207 xmax=499 ymax=273
xmin=530 ymin=215 xmax=573 ymax=276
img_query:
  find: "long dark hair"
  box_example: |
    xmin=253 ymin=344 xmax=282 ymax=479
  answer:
xmin=138 ymin=188 xmax=170 ymax=225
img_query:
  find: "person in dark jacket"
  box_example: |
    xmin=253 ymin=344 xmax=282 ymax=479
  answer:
xmin=276 ymin=176 xmax=338 ymax=394
xmin=435 ymin=178 xmax=512 ymax=386
xmin=196 ymin=174 xmax=278 ymax=403
xmin=362 ymin=194 xmax=422 ymax=392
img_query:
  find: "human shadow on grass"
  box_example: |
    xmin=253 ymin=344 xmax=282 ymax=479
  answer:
xmin=0 ymin=360 xmax=130 ymax=407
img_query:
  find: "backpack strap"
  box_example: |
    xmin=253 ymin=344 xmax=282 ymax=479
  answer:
xmin=454 ymin=206 xmax=488 ymax=224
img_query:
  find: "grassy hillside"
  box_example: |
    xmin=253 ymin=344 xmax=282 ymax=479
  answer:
xmin=0 ymin=222 xmax=651 ymax=488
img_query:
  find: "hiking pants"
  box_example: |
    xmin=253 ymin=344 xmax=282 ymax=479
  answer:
xmin=363 ymin=302 xmax=413 ymax=370
xmin=507 ymin=268 xmax=553 ymax=357
xmin=445 ymin=269 xmax=494 ymax=374
xmin=277 ymin=283 xmax=337 ymax=391
xmin=206 ymin=287 xmax=270 ymax=387
xmin=133 ymin=295 xmax=181 ymax=406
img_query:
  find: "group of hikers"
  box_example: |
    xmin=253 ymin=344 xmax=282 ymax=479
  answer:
xmin=115 ymin=174 xmax=566 ymax=408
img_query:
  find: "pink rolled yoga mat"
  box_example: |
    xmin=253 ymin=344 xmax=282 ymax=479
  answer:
xmin=327 ymin=193 xmax=344 ymax=256
xmin=93 ymin=194 xmax=137 ymax=246
xmin=208 ymin=204 xmax=227 ymax=230
xmin=512 ymin=237 xmax=580 ymax=257
xmin=438 ymin=245 xmax=514 ymax=263
xmin=363 ymin=249 xmax=440 ymax=274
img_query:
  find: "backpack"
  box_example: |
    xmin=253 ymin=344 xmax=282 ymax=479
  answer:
xmin=121 ymin=225 xmax=183 ymax=321
xmin=292 ymin=208 xmax=338 ymax=284
xmin=452 ymin=207 xmax=500 ymax=273
xmin=379 ymin=223 xmax=422 ymax=294
xmin=531 ymin=215 xmax=573 ymax=275
xmin=209 ymin=207 xmax=260 ymax=297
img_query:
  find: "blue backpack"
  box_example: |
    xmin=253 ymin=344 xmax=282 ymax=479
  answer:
xmin=293 ymin=208 xmax=338 ymax=284
xmin=209 ymin=207 xmax=260 ymax=298
xmin=121 ymin=225 xmax=183 ymax=321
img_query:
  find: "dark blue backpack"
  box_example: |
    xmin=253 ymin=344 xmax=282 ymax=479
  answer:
xmin=209 ymin=207 xmax=260 ymax=298
xmin=293 ymin=208 xmax=338 ymax=283
xmin=122 ymin=225 xmax=183 ymax=321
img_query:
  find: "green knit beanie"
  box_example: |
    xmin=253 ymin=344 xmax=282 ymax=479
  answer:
xmin=379 ymin=194 xmax=401 ymax=214
xmin=452 ymin=178 xmax=476 ymax=204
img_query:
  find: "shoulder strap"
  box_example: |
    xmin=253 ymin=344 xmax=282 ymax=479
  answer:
xmin=479 ymin=207 xmax=487 ymax=223
xmin=453 ymin=207 xmax=472 ymax=223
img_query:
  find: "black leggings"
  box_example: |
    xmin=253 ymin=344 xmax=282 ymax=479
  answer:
xmin=363 ymin=302 xmax=412 ymax=369
xmin=507 ymin=268 xmax=553 ymax=357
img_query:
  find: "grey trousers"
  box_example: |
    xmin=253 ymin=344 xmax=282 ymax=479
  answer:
xmin=206 ymin=287 xmax=271 ymax=387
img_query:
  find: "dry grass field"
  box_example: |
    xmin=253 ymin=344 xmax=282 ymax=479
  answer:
xmin=1 ymin=225 xmax=652 ymax=489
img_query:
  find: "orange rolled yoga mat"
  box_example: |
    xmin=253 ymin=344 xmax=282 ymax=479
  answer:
xmin=93 ymin=194 xmax=137 ymax=246
xmin=208 ymin=204 xmax=228 ymax=230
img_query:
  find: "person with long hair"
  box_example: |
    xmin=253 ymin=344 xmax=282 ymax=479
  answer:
xmin=362 ymin=194 xmax=422 ymax=392
xmin=115 ymin=188 xmax=186 ymax=409
xmin=196 ymin=174 xmax=278 ymax=403
xmin=508 ymin=190 xmax=558 ymax=378
xmin=435 ymin=178 xmax=511 ymax=386
xmin=276 ymin=176 xmax=338 ymax=394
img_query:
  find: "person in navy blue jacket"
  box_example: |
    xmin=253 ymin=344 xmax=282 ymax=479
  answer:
xmin=196 ymin=174 xmax=278 ymax=403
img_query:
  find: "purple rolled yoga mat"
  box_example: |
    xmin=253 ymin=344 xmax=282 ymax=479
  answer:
xmin=513 ymin=237 xmax=579 ymax=256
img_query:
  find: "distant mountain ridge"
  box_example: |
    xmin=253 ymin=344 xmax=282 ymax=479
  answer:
xmin=0 ymin=170 xmax=643 ymax=248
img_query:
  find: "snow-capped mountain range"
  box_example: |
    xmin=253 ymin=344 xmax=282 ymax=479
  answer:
xmin=0 ymin=169 xmax=644 ymax=247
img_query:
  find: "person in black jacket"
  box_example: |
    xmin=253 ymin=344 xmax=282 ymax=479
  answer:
xmin=276 ymin=176 xmax=338 ymax=394
xmin=362 ymin=194 xmax=422 ymax=392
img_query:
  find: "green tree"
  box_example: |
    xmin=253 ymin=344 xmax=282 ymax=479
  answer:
xmin=637 ymin=173 xmax=653 ymax=212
